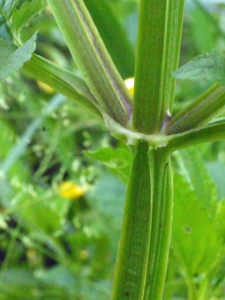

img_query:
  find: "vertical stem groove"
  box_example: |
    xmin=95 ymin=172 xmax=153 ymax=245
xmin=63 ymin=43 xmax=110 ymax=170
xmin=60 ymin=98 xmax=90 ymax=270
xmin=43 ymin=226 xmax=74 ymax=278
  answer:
xmin=111 ymin=141 xmax=152 ymax=300
xmin=133 ymin=0 xmax=168 ymax=134
xmin=145 ymin=150 xmax=173 ymax=299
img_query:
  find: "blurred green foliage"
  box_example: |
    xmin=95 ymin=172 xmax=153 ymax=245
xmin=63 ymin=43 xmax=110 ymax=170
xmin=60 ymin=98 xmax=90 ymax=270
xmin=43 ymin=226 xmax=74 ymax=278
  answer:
xmin=1 ymin=0 xmax=225 ymax=299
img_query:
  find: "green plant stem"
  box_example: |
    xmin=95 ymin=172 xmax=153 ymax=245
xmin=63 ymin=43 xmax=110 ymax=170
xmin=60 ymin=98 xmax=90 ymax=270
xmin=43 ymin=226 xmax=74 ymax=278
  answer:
xmin=83 ymin=0 xmax=135 ymax=78
xmin=48 ymin=0 xmax=132 ymax=126
xmin=22 ymin=54 xmax=101 ymax=118
xmin=133 ymin=0 xmax=168 ymax=134
xmin=167 ymin=83 xmax=225 ymax=134
xmin=144 ymin=150 xmax=173 ymax=300
xmin=111 ymin=143 xmax=173 ymax=300
xmin=111 ymin=141 xmax=151 ymax=300
xmin=167 ymin=121 xmax=225 ymax=152
xmin=112 ymin=1 xmax=185 ymax=299
xmin=162 ymin=1 xmax=185 ymax=115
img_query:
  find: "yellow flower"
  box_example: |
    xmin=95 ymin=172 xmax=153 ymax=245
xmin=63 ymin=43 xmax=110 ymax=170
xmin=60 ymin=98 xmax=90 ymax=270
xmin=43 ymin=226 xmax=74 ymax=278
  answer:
xmin=124 ymin=77 xmax=134 ymax=95
xmin=37 ymin=81 xmax=55 ymax=94
xmin=58 ymin=181 xmax=85 ymax=200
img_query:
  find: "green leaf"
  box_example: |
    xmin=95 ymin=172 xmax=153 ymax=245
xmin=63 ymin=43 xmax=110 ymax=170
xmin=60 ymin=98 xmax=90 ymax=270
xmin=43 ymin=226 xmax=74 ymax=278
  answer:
xmin=92 ymin=172 xmax=126 ymax=228
xmin=0 ymin=33 xmax=36 ymax=80
xmin=173 ymin=51 xmax=225 ymax=84
xmin=172 ymin=174 xmax=222 ymax=277
xmin=86 ymin=146 xmax=133 ymax=183
xmin=189 ymin=1 xmax=218 ymax=53
xmin=175 ymin=148 xmax=217 ymax=208
xmin=0 ymin=0 xmax=19 ymax=21
xmin=0 ymin=267 xmax=75 ymax=298
xmin=11 ymin=0 xmax=46 ymax=37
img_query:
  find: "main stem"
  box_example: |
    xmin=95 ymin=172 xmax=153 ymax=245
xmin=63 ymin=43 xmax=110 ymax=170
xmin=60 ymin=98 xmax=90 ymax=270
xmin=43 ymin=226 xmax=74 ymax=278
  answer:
xmin=111 ymin=141 xmax=151 ymax=300
xmin=112 ymin=1 xmax=185 ymax=299
xmin=111 ymin=144 xmax=172 ymax=300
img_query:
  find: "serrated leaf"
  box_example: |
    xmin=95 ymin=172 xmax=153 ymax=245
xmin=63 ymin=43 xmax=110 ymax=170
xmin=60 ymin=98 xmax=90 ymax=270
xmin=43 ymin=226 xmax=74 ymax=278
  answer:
xmin=172 ymin=174 xmax=222 ymax=276
xmin=173 ymin=51 xmax=225 ymax=84
xmin=0 ymin=33 xmax=36 ymax=80
xmin=11 ymin=0 xmax=46 ymax=35
xmin=86 ymin=146 xmax=133 ymax=183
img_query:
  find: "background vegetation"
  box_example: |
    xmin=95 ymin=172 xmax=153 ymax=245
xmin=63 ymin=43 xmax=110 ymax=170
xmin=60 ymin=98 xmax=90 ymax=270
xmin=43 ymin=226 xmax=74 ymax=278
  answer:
xmin=1 ymin=0 xmax=225 ymax=299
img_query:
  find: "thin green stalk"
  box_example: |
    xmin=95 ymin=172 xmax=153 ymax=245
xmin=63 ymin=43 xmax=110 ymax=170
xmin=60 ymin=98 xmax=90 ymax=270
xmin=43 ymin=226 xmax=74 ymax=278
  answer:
xmin=22 ymin=54 xmax=101 ymax=118
xmin=48 ymin=0 xmax=132 ymax=126
xmin=167 ymin=121 xmax=225 ymax=152
xmin=111 ymin=141 xmax=152 ymax=300
xmin=144 ymin=150 xmax=173 ymax=300
xmin=167 ymin=83 xmax=225 ymax=134
xmin=83 ymin=0 xmax=135 ymax=78
xmin=162 ymin=1 xmax=185 ymax=116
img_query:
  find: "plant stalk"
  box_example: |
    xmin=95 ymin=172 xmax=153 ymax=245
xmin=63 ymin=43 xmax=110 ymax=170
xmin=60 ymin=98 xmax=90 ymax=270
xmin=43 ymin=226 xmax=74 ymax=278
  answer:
xmin=111 ymin=141 xmax=152 ymax=300
xmin=112 ymin=1 xmax=185 ymax=299
xmin=167 ymin=83 xmax=225 ymax=134
xmin=133 ymin=0 xmax=168 ymax=134
xmin=48 ymin=0 xmax=132 ymax=126
xmin=144 ymin=150 xmax=173 ymax=300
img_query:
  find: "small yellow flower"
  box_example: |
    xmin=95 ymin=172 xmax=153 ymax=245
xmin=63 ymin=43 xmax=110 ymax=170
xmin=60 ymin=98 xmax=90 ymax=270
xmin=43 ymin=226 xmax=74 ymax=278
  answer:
xmin=58 ymin=181 xmax=85 ymax=200
xmin=124 ymin=77 xmax=134 ymax=95
xmin=37 ymin=81 xmax=55 ymax=94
